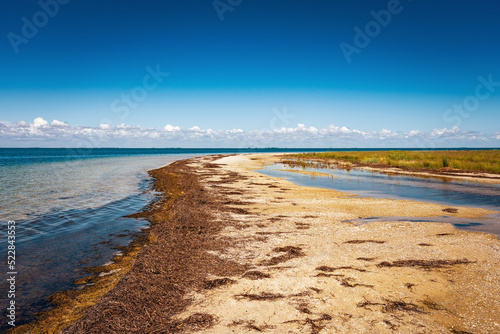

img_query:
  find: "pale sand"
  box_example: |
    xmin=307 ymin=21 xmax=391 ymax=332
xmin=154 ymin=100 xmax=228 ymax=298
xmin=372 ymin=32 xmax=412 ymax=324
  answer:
xmin=276 ymin=169 xmax=333 ymax=178
xmin=175 ymin=154 xmax=500 ymax=333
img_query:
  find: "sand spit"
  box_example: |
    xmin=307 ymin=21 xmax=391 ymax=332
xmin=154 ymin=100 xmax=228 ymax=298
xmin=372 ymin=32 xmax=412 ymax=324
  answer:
xmin=43 ymin=154 xmax=500 ymax=333
xmin=172 ymin=154 xmax=500 ymax=333
xmin=281 ymin=157 xmax=500 ymax=185
xmin=360 ymin=166 xmax=500 ymax=184
xmin=276 ymin=169 xmax=333 ymax=178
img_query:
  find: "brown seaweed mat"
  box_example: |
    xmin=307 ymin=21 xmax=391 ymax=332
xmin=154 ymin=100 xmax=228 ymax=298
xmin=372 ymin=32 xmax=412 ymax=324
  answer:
xmin=13 ymin=156 xmax=248 ymax=333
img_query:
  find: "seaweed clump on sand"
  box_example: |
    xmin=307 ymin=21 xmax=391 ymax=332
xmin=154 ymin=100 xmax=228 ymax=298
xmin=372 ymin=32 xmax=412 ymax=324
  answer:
xmin=357 ymin=299 xmax=423 ymax=313
xmin=204 ymin=278 xmax=235 ymax=290
xmin=377 ymin=259 xmax=472 ymax=269
xmin=259 ymin=246 xmax=305 ymax=266
xmin=234 ymin=292 xmax=285 ymax=301
xmin=344 ymin=239 xmax=386 ymax=244
xmin=242 ymin=270 xmax=272 ymax=280
xmin=17 ymin=157 xmax=249 ymax=334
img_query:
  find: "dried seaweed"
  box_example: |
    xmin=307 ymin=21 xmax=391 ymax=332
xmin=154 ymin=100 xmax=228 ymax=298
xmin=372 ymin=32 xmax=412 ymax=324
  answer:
xmin=52 ymin=159 xmax=249 ymax=334
xmin=316 ymin=266 xmax=367 ymax=272
xmin=358 ymin=299 xmax=423 ymax=314
xmin=235 ymin=292 xmax=285 ymax=301
xmin=260 ymin=246 xmax=305 ymax=266
xmin=203 ymin=278 xmax=235 ymax=290
xmin=203 ymin=163 xmax=222 ymax=169
xmin=404 ymin=283 xmax=415 ymax=290
xmin=377 ymin=259 xmax=472 ymax=269
xmin=339 ymin=279 xmax=373 ymax=288
xmin=284 ymin=314 xmax=332 ymax=334
xmin=450 ymin=329 xmax=473 ymax=334
xmin=442 ymin=208 xmax=458 ymax=213
xmin=169 ymin=313 xmax=217 ymax=331
xmin=296 ymin=302 xmax=313 ymax=314
xmin=383 ymin=301 xmax=423 ymax=313
xmin=242 ymin=271 xmax=271 ymax=280
xmin=344 ymin=240 xmax=386 ymax=244
xmin=229 ymin=320 xmax=275 ymax=332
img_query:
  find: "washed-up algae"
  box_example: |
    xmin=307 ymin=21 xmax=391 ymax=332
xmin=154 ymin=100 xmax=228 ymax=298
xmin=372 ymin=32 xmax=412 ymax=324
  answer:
xmin=7 ymin=169 xmax=182 ymax=334
xmin=60 ymin=158 xmax=248 ymax=333
xmin=12 ymin=156 xmax=247 ymax=333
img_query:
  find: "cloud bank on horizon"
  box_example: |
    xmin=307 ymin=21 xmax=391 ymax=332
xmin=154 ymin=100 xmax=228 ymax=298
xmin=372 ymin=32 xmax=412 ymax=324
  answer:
xmin=2 ymin=1 xmax=499 ymax=146
xmin=1 ymin=117 xmax=498 ymax=148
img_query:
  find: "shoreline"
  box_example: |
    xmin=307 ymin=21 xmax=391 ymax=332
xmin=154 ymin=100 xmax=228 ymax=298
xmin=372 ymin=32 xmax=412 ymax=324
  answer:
xmin=353 ymin=164 xmax=500 ymax=184
xmin=15 ymin=153 xmax=500 ymax=333
xmin=281 ymin=155 xmax=500 ymax=184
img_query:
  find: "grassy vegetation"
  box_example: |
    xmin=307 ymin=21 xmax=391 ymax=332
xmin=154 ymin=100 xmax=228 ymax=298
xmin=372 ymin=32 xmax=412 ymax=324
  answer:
xmin=286 ymin=150 xmax=500 ymax=174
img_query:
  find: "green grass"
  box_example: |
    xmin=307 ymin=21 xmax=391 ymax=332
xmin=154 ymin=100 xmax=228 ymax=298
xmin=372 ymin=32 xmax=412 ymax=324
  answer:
xmin=286 ymin=150 xmax=500 ymax=174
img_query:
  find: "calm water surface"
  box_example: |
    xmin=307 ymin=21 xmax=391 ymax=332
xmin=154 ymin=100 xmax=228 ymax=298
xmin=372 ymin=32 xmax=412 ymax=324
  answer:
xmin=260 ymin=163 xmax=500 ymax=236
xmin=0 ymin=154 xmax=196 ymax=329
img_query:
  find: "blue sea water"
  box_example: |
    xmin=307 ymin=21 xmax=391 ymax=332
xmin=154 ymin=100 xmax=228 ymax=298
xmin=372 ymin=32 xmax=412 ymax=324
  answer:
xmin=0 ymin=147 xmax=333 ymax=330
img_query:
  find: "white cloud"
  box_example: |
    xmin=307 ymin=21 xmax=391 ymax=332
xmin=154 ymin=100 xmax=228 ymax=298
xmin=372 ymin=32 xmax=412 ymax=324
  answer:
xmin=116 ymin=123 xmax=131 ymax=129
xmin=225 ymin=129 xmax=243 ymax=134
xmin=164 ymin=124 xmax=180 ymax=131
xmin=189 ymin=126 xmax=201 ymax=132
xmin=431 ymin=126 xmax=460 ymax=137
xmin=50 ymin=119 xmax=69 ymax=128
xmin=33 ymin=117 xmax=49 ymax=127
xmin=0 ymin=118 xmax=498 ymax=148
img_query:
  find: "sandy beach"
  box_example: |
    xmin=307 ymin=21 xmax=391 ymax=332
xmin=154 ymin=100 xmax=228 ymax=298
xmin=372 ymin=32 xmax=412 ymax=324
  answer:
xmin=168 ymin=154 xmax=500 ymax=333
xmin=16 ymin=153 xmax=500 ymax=333
xmin=5 ymin=0 xmax=500 ymax=332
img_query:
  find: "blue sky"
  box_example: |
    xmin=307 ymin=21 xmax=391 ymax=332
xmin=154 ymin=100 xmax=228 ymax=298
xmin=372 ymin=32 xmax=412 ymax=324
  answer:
xmin=1 ymin=0 xmax=499 ymax=147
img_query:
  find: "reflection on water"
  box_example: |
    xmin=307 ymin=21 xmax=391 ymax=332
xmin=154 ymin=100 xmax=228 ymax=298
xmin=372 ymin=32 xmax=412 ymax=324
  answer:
xmin=260 ymin=163 xmax=500 ymax=236
xmin=343 ymin=213 xmax=500 ymax=238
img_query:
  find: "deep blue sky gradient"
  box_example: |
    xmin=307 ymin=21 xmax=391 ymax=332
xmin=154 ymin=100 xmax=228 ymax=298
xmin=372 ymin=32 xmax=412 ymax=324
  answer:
xmin=1 ymin=0 xmax=499 ymax=134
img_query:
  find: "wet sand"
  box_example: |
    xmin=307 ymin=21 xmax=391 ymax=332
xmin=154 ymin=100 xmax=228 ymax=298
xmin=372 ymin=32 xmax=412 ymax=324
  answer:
xmin=16 ymin=154 xmax=500 ymax=333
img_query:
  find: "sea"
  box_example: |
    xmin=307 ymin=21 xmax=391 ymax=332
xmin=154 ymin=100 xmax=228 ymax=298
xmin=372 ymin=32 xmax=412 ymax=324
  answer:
xmin=0 ymin=147 xmax=333 ymax=330
xmin=0 ymin=147 xmax=498 ymax=331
